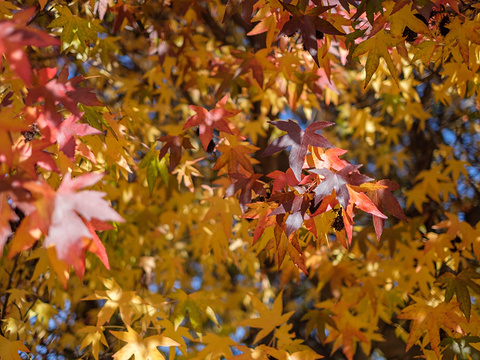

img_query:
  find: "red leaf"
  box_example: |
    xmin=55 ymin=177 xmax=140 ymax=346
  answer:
xmin=368 ymin=179 xmax=408 ymax=240
xmin=11 ymin=173 xmax=124 ymax=279
xmin=267 ymin=168 xmax=299 ymax=193
xmin=278 ymin=3 xmax=344 ymax=66
xmin=183 ymin=96 xmax=239 ymax=151
xmin=0 ymin=8 xmax=60 ymax=86
xmin=158 ymin=134 xmax=195 ymax=172
xmin=222 ymin=0 xmax=258 ymax=24
xmin=264 ymin=120 xmax=334 ymax=181
xmin=225 ymin=173 xmax=266 ymax=212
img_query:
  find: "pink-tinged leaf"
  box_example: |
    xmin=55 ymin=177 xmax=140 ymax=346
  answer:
xmin=11 ymin=173 xmax=124 ymax=281
xmin=310 ymin=165 xmax=373 ymax=209
xmin=264 ymin=120 xmax=334 ymax=181
xmin=270 ymin=193 xmax=310 ymax=238
xmin=56 ymin=113 xmax=103 ymax=159
xmin=94 ymin=0 xmax=109 ymax=20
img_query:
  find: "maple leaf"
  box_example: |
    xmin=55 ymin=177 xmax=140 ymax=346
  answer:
xmin=10 ymin=173 xmax=124 ymax=280
xmin=111 ymin=1 xmax=140 ymax=33
xmin=304 ymin=147 xmax=349 ymax=171
xmin=343 ymin=185 xmax=387 ymax=242
xmin=351 ymin=29 xmax=403 ymax=88
xmin=278 ymin=2 xmax=344 ymax=66
xmin=83 ymin=278 xmax=142 ymax=327
xmin=310 ymin=164 xmax=373 ymax=209
xmin=247 ymin=4 xmax=290 ymax=49
xmin=398 ymin=297 xmax=466 ymax=357
xmin=110 ymin=325 xmax=180 ymax=360
xmin=26 ymin=68 xmax=103 ymax=158
xmin=0 ymin=335 xmax=29 ymax=360
xmin=173 ymin=159 xmax=203 ymax=193
xmin=79 ymin=326 xmax=108 ymax=360
xmin=0 ymin=7 xmax=60 ymax=86
xmin=225 ymin=173 xmax=266 ymax=212
xmin=55 ymin=113 xmax=103 ymax=159
xmin=12 ymin=137 xmax=59 ymax=177
xmin=158 ymin=134 xmax=194 ymax=172
xmin=231 ymin=49 xmax=276 ymax=88
xmin=195 ymin=333 xmax=236 ymax=360
xmin=263 ymin=120 xmax=334 ymax=181
xmin=367 ymin=179 xmax=407 ymax=240
xmin=222 ymin=0 xmax=258 ymax=24
xmin=270 ymin=192 xmax=311 ymax=238
xmin=213 ymin=134 xmax=259 ymax=174
xmin=183 ymin=96 xmax=239 ymax=151
xmin=240 ymin=291 xmax=295 ymax=344
xmin=48 ymin=5 xmax=105 ymax=52
xmin=0 ymin=193 xmax=18 ymax=256
xmin=243 ymin=202 xmax=276 ymax=244
xmin=267 ymin=168 xmax=299 ymax=193
xmin=436 ymin=270 xmax=480 ymax=321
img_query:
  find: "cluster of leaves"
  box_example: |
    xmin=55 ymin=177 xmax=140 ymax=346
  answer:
xmin=0 ymin=0 xmax=480 ymax=359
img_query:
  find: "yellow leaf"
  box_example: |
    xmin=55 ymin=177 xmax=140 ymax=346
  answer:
xmin=110 ymin=326 xmax=179 ymax=360
xmin=79 ymin=326 xmax=108 ymax=360
xmin=0 ymin=335 xmax=29 ymax=360
xmin=398 ymin=297 xmax=466 ymax=357
xmin=240 ymin=291 xmax=295 ymax=344
xmin=352 ymin=29 xmax=403 ymax=88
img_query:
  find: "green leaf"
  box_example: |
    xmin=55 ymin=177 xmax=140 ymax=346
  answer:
xmin=436 ymin=270 xmax=480 ymax=321
xmin=146 ymin=161 xmax=158 ymax=195
xmin=157 ymin=154 xmax=169 ymax=186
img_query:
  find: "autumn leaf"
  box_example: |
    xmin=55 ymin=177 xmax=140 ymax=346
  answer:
xmin=310 ymin=164 xmax=373 ymax=209
xmin=0 ymin=335 xmax=29 ymax=360
xmin=243 ymin=202 xmax=276 ymax=244
xmin=351 ymin=29 xmax=403 ymax=88
xmin=10 ymin=173 xmax=124 ymax=280
xmin=110 ymin=325 xmax=180 ymax=360
xmin=270 ymin=192 xmax=311 ymax=237
xmin=436 ymin=270 xmax=480 ymax=321
xmin=278 ymin=2 xmax=344 ymax=66
xmin=195 ymin=333 xmax=236 ymax=359
xmin=398 ymin=298 xmax=466 ymax=357
xmin=83 ymin=278 xmax=143 ymax=327
xmin=157 ymin=134 xmax=194 ymax=172
xmin=240 ymin=291 xmax=295 ymax=343
xmin=367 ymin=179 xmax=407 ymax=240
xmin=213 ymin=134 xmax=259 ymax=174
xmin=79 ymin=326 xmax=108 ymax=360
xmin=183 ymin=96 xmax=239 ymax=151
xmin=222 ymin=0 xmax=258 ymax=24
xmin=0 ymin=7 xmax=60 ymax=86
xmin=225 ymin=173 xmax=266 ymax=212
xmin=48 ymin=5 xmax=105 ymax=52
xmin=264 ymin=120 xmax=334 ymax=181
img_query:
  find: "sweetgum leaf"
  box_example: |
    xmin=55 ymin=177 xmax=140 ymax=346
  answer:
xmin=264 ymin=120 xmax=334 ymax=181
xmin=311 ymin=164 xmax=373 ymax=209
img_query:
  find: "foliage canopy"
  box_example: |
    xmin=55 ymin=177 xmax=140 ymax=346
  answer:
xmin=1 ymin=0 xmax=480 ymax=359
